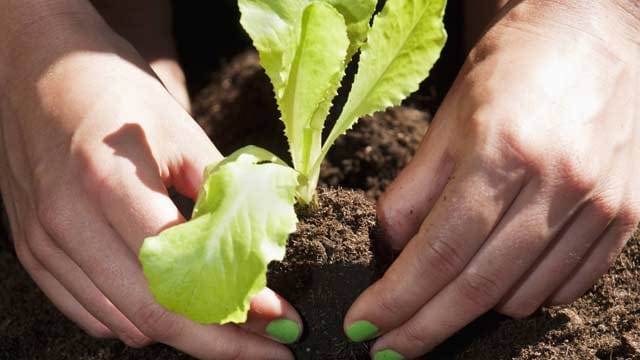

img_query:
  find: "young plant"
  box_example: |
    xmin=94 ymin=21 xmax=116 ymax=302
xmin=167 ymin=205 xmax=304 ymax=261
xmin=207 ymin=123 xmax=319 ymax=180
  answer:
xmin=140 ymin=0 xmax=447 ymax=325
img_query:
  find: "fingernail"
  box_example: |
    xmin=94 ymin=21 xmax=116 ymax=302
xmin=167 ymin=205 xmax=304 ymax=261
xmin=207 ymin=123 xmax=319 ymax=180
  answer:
xmin=266 ymin=319 xmax=300 ymax=344
xmin=374 ymin=349 xmax=405 ymax=360
xmin=346 ymin=320 xmax=379 ymax=342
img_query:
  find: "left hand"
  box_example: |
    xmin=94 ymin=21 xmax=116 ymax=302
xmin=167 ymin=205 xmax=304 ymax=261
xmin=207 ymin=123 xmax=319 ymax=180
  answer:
xmin=344 ymin=1 xmax=640 ymax=358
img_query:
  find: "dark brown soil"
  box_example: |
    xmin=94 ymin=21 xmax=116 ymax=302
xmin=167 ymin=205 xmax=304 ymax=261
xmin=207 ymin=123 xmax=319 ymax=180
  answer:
xmin=1 ymin=210 xmax=638 ymax=360
xmin=320 ymin=108 xmax=428 ymax=200
xmin=192 ymin=51 xmax=289 ymax=162
xmin=267 ymin=187 xmax=385 ymax=359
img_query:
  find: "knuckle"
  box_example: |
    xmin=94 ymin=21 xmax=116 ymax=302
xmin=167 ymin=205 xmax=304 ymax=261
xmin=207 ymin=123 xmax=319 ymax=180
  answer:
xmin=457 ymin=270 xmax=502 ymax=310
xmin=228 ymin=334 xmax=248 ymax=360
xmin=590 ymin=196 xmax=620 ymax=222
xmin=421 ymin=237 xmax=464 ymax=276
xmin=35 ymin=191 xmax=78 ymax=244
xmin=548 ymin=293 xmax=579 ymax=306
xmin=211 ymin=326 xmax=246 ymax=360
xmin=23 ymin=225 xmax=50 ymax=263
xmin=84 ymin=325 xmax=114 ymax=340
xmin=72 ymin=144 xmax=115 ymax=195
xmin=556 ymin=155 xmax=598 ymax=196
xmin=496 ymin=300 xmax=538 ymax=319
xmin=495 ymin=122 xmax=546 ymax=175
xmin=376 ymin=195 xmax=420 ymax=249
xmin=13 ymin=239 xmax=40 ymax=272
xmin=35 ymin=195 xmax=65 ymax=239
xmin=399 ymin=323 xmax=430 ymax=351
xmin=370 ymin=281 xmax=405 ymax=319
xmin=132 ymin=302 xmax=176 ymax=342
xmin=120 ymin=332 xmax=153 ymax=349
xmin=463 ymin=111 xmax=493 ymax=141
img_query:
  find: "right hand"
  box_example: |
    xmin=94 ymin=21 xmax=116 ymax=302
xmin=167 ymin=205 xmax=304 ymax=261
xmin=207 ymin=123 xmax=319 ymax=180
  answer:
xmin=0 ymin=4 xmax=300 ymax=359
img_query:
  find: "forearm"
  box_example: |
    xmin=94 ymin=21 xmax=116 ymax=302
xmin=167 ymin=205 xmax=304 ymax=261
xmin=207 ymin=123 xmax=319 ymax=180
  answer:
xmin=90 ymin=0 xmax=175 ymax=61
xmin=0 ymin=0 xmax=127 ymax=88
xmin=90 ymin=0 xmax=190 ymax=110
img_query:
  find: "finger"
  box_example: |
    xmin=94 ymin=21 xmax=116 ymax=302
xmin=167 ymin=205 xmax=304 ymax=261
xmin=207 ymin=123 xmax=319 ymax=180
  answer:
xmin=549 ymin=216 xmax=637 ymax=305
xmin=98 ymin=137 xmax=302 ymax=345
xmin=497 ymin=199 xmax=612 ymax=316
xmin=12 ymin=238 xmax=114 ymax=339
xmin=99 ymin=164 xmax=302 ymax=345
xmin=8 ymin=173 xmax=151 ymax=346
xmin=99 ymin=125 xmax=185 ymax=254
xmin=24 ymin=220 xmax=152 ymax=347
xmin=46 ymin=193 xmax=293 ymax=359
xmin=241 ymin=288 xmax=303 ymax=344
xmin=377 ymin=114 xmax=455 ymax=250
xmin=5 ymin=181 xmax=125 ymax=338
xmin=99 ymin=123 xmax=221 ymax=252
xmin=344 ymin=159 xmax=525 ymax=341
xmin=164 ymin=120 xmax=224 ymax=199
xmin=97 ymin=128 xmax=297 ymax=351
xmin=370 ymin=180 xmax=584 ymax=358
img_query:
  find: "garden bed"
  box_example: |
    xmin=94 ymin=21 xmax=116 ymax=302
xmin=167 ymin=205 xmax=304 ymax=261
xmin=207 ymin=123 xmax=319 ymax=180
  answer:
xmin=1 ymin=49 xmax=639 ymax=360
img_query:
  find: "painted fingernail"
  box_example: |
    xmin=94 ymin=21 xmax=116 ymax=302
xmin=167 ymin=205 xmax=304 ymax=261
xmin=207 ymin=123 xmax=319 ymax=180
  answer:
xmin=374 ymin=349 xmax=405 ymax=360
xmin=266 ymin=319 xmax=300 ymax=344
xmin=346 ymin=320 xmax=379 ymax=342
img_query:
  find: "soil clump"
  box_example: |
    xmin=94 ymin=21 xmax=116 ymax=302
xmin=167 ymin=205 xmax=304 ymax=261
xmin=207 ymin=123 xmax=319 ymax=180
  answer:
xmin=268 ymin=187 xmax=386 ymax=359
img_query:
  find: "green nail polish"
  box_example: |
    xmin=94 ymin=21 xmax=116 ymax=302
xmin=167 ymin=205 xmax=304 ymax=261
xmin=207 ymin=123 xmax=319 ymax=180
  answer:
xmin=266 ymin=319 xmax=300 ymax=344
xmin=374 ymin=349 xmax=405 ymax=360
xmin=346 ymin=320 xmax=379 ymax=342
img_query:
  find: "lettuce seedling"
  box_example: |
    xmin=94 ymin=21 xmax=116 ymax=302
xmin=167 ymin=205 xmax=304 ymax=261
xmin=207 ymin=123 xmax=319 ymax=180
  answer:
xmin=140 ymin=0 xmax=447 ymax=325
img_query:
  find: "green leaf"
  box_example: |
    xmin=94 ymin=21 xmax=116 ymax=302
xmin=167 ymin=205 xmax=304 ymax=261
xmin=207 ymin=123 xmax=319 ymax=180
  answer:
xmin=140 ymin=146 xmax=298 ymax=324
xmin=238 ymin=0 xmax=375 ymax=97
xmin=324 ymin=0 xmax=377 ymax=60
xmin=238 ymin=1 xmax=375 ymax=204
xmin=313 ymin=0 xmax=448 ymax=176
xmin=238 ymin=0 xmax=302 ymax=99
xmin=279 ymin=2 xmax=349 ymax=203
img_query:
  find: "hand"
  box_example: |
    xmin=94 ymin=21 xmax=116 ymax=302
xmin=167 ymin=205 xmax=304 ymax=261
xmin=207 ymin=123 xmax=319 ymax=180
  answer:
xmin=344 ymin=1 xmax=640 ymax=358
xmin=0 ymin=3 xmax=300 ymax=359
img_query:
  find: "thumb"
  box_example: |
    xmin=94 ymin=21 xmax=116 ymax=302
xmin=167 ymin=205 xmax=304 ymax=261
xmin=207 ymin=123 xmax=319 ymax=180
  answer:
xmin=168 ymin=121 xmax=224 ymax=200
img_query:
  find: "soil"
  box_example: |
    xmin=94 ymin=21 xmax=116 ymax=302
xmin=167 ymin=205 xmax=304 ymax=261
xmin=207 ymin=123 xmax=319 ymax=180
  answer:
xmin=320 ymin=108 xmax=428 ymax=200
xmin=2 ymin=1 xmax=640 ymax=358
xmin=1 ymin=203 xmax=639 ymax=359
xmin=267 ymin=187 xmax=386 ymax=359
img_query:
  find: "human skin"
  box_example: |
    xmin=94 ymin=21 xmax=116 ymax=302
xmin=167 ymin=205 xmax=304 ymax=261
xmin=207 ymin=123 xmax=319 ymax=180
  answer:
xmin=88 ymin=0 xmax=191 ymax=111
xmin=344 ymin=0 xmax=640 ymax=358
xmin=0 ymin=1 xmax=300 ymax=359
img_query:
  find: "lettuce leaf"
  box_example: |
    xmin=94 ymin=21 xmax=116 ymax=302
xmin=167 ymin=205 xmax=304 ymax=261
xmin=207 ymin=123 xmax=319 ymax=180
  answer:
xmin=238 ymin=0 xmax=375 ymax=98
xmin=323 ymin=0 xmax=377 ymax=60
xmin=238 ymin=0 xmax=375 ymax=204
xmin=311 ymin=0 xmax=448 ymax=176
xmin=139 ymin=146 xmax=298 ymax=324
xmin=279 ymin=2 xmax=349 ymax=204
